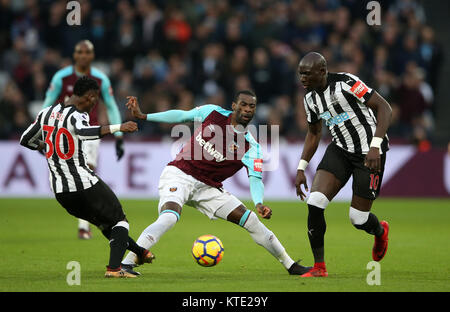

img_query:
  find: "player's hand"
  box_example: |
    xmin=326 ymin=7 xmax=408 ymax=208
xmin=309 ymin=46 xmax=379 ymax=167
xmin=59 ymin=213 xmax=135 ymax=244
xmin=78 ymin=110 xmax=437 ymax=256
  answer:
xmin=126 ymin=96 xmax=146 ymax=120
xmin=295 ymin=170 xmax=309 ymax=201
xmin=256 ymin=203 xmax=272 ymax=219
xmin=364 ymin=147 xmax=381 ymax=172
xmin=115 ymin=137 xmax=124 ymax=161
xmin=120 ymin=121 xmax=138 ymax=133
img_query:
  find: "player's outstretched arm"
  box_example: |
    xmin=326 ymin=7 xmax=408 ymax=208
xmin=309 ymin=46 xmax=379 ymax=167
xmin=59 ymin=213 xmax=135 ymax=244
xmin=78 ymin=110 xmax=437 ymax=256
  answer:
xmin=102 ymin=121 xmax=138 ymax=136
xmin=295 ymin=120 xmax=322 ymax=200
xmin=126 ymin=96 xmax=199 ymax=123
xmin=364 ymin=91 xmax=392 ymax=172
xmin=95 ymin=121 xmax=137 ymax=139
xmin=72 ymin=112 xmax=138 ymax=140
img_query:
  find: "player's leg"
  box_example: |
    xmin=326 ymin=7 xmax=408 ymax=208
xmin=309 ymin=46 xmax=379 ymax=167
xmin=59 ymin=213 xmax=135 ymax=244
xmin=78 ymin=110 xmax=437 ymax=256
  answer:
xmin=88 ymin=179 xmax=140 ymax=277
xmin=55 ymin=182 xmax=135 ymax=277
xmin=349 ymin=195 xmax=383 ymax=234
xmin=217 ymin=204 xmax=311 ymax=275
xmin=300 ymin=169 xmax=342 ymax=277
xmin=101 ymin=228 xmax=149 ymax=263
xmin=302 ymin=144 xmax=352 ymax=277
xmin=350 ymin=153 xmax=389 ymax=261
xmin=122 ymin=166 xmax=191 ymax=266
xmin=77 ymin=139 xmax=100 ymax=239
xmin=78 ymin=219 xmax=91 ymax=239
xmin=121 ymin=202 xmax=181 ymax=267
xmin=201 ymin=185 xmax=311 ymax=276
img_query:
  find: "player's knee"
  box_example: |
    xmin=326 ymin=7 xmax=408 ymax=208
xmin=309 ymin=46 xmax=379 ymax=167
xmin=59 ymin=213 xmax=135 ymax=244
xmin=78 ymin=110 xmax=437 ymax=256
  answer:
xmin=160 ymin=202 xmax=182 ymax=221
xmin=307 ymin=191 xmax=329 ymax=209
xmin=349 ymin=207 xmax=369 ymax=227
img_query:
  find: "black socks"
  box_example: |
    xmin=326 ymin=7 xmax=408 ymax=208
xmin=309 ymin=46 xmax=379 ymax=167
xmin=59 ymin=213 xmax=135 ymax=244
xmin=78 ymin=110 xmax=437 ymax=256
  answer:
xmin=108 ymin=225 xmax=129 ymax=270
xmin=307 ymin=204 xmax=327 ymax=263
xmin=353 ymin=212 xmax=384 ymax=237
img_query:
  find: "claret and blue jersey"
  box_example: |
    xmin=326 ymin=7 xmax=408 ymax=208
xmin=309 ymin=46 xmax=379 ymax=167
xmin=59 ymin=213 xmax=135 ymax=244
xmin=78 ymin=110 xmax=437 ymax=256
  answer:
xmin=42 ymin=65 xmax=122 ymax=136
xmin=146 ymin=104 xmax=265 ymax=206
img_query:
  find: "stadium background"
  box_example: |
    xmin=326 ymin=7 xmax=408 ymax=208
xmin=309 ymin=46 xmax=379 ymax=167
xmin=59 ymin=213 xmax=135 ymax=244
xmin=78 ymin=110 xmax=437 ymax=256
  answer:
xmin=0 ymin=0 xmax=448 ymax=200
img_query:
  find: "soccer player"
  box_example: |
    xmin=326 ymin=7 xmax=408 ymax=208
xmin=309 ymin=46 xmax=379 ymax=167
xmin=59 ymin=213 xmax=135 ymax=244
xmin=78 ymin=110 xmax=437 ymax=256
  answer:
xmin=120 ymin=91 xmax=311 ymax=276
xmin=43 ymin=40 xmax=124 ymax=239
xmin=295 ymin=52 xmax=391 ymax=277
xmin=20 ymin=77 xmax=153 ymax=278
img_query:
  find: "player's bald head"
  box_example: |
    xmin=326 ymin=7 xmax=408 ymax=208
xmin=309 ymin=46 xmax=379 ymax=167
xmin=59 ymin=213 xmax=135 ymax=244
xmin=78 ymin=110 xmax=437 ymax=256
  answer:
xmin=298 ymin=52 xmax=327 ymax=72
xmin=75 ymin=40 xmax=94 ymax=52
xmin=297 ymin=52 xmax=328 ymax=92
xmin=73 ymin=40 xmax=95 ymax=69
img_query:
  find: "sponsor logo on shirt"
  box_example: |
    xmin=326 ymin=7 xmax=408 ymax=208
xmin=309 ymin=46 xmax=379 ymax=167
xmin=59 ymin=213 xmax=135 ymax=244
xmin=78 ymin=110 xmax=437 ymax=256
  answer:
xmin=254 ymin=159 xmax=263 ymax=172
xmin=195 ymin=132 xmax=226 ymax=162
xmin=350 ymin=81 xmax=368 ymax=99
xmin=320 ymin=111 xmax=350 ymax=126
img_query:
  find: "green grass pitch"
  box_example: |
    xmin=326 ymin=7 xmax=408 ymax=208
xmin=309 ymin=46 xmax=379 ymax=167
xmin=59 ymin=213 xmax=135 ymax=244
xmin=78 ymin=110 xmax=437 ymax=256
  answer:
xmin=0 ymin=198 xmax=449 ymax=292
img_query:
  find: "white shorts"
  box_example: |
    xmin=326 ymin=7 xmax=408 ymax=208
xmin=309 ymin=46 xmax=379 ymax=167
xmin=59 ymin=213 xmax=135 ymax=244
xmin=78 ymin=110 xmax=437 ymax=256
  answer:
xmin=158 ymin=165 xmax=243 ymax=220
xmin=83 ymin=139 xmax=100 ymax=168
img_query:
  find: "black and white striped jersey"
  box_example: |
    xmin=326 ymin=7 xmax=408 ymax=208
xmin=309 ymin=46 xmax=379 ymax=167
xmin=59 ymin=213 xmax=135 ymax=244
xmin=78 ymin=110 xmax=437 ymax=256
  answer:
xmin=303 ymin=72 xmax=389 ymax=154
xmin=20 ymin=103 xmax=102 ymax=193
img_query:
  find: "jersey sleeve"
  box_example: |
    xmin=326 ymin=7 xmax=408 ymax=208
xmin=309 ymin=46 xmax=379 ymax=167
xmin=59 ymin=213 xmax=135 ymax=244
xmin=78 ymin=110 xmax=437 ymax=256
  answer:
xmin=42 ymin=73 xmax=63 ymax=108
xmin=303 ymin=96 xmax=320 ymax=124
xmin=146 ymin=104 xmax=231 ymax=123
xmin=241 ymin=135 xmax=263 ymax=179
xmin=192 ymin=104 xmax=231 ymax=122
xmin=70 ymin=112 xmax=102 ymax=140
xmin=249 ymin=175 xmax=264 ymax=206
xmin=100 ymin=75 xmax=123 ymax=137
xmin=340 ymin=73 xmax=374 ymax=104
xmin=20 ymin=109 xmax=45 ymax=150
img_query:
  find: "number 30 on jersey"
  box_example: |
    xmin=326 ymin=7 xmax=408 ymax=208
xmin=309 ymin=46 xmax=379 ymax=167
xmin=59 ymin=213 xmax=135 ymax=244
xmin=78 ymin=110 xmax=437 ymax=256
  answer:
xmin=43 ymin=125 xmax=75 ymax=160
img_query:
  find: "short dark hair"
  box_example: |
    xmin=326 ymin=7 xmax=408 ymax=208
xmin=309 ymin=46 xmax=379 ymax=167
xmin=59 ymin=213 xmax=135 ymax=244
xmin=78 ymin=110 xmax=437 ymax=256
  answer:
xmin=233 ymin=90 xmax=257 ymax=103
xmin=73 ymin=76 xmax=99 ymax=96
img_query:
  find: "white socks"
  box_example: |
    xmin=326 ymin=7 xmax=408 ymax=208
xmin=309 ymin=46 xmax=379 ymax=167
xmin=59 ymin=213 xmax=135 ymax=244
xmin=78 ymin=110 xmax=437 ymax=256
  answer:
xmin=122 ymin=212 xmax=178 ymax=265
xmin=78 ymin=219 xmax=90 ymax=231
xmin=242 ymin=211 xmax=294 ymax=269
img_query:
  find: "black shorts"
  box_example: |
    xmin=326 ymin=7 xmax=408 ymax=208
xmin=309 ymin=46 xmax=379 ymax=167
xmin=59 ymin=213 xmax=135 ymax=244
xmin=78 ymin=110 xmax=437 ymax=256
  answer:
xmin=317 ymin=143 xmax=386 ymax=200
xmin=55 ymin=178 xmax=126 ymax=230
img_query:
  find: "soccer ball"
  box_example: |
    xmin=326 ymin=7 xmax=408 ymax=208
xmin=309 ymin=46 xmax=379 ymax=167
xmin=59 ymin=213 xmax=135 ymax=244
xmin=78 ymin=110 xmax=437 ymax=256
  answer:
xmin=192 ymin=235 xmax=224 ymax=267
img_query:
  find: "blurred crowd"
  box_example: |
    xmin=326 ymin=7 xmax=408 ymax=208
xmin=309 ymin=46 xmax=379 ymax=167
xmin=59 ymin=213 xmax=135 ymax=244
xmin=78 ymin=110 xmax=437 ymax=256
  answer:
xmin=0 ymin=0 xmax=443 ymax=146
